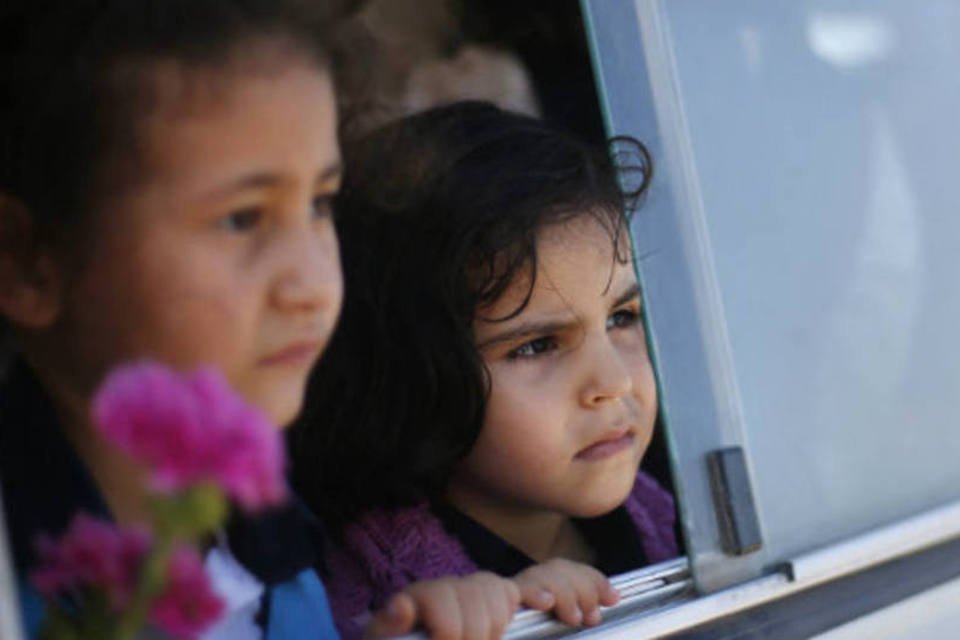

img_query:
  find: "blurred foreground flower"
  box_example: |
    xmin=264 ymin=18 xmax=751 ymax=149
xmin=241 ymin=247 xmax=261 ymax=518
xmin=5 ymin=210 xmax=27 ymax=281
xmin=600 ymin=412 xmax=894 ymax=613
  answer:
xmin=148 ymin=547 xmax=225 ymax=638
xmin=32 ymin=362 xmax=287 ymax=639
xmin=32 ymin=515 xmax=151 ymax=612
xmin=93 ymin=363 xmax=287 ymax=512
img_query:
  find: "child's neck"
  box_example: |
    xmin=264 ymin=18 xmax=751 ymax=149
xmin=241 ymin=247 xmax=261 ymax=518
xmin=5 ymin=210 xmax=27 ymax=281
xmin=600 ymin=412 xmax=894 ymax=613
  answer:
xmin=446 ymin=491 xmax=595 ymax=565
xmin=64 ymin=418 xmax=153 ymax=527
xmin=36 ymin=362 xmax=153 ymax=526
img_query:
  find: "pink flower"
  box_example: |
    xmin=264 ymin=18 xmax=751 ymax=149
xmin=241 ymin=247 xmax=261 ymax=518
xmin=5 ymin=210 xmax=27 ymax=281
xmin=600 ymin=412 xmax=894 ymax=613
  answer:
xmin=31 ymin=513 xmax=151 ymax=611
xmin=92 ymin=362 xmax=287 ymax=512
xmin=149 ymin=546 xmax=225 ymax=639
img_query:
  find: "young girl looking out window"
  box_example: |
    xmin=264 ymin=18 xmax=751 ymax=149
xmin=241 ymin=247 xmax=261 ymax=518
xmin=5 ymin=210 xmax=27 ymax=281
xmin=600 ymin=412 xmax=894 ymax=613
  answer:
xmin=292 ymin=101 xmax=679 ymax=638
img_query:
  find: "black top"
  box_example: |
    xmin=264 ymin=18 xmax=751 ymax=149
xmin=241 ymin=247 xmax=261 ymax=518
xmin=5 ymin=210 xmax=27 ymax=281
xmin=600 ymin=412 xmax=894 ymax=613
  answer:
xmin=432 ymin=502 xmax=648 ymax=576
xmin=0 ymin=360 xmax=110 ymax=576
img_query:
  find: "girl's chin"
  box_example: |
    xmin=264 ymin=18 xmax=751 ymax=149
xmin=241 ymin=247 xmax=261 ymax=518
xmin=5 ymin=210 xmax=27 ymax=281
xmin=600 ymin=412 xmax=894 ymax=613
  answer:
xmin=246 ymin=378 xmax=311 ymax=428
xmin=257 ymin=396 xmax=303 ymax=430
xmin=568 ymin=476 xmax=639 ymax=518
xmin=567 ymin=497 xmax=630 ymax=520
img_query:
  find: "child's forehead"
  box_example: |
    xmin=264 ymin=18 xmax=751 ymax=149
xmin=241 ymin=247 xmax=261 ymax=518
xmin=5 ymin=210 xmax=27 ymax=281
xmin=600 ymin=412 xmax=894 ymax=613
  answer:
xmin=101 ymin=49 xmax=335 ymax=191
xmin=519 ymin=215 xmax=631 ymax=291
xmin=478 ymin=215 xmax=633 ymax=318
xmin=126 ymin=39 xmax=328 ymax=122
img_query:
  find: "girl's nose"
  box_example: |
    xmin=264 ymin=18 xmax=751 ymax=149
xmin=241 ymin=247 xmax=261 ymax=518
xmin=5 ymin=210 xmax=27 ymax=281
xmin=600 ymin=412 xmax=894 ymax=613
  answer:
xmin=271 ymin=217 xmax=343 ymax=316
xmin=579 ymin=336 xmax=635 ymax=407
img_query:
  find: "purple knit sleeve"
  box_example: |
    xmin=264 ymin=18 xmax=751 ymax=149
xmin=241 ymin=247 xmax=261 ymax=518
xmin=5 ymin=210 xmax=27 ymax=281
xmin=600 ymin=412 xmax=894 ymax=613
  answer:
xmin=624 ymin=470 xmax=680 ymax=564
xmin=322 ymin=501 xmax=479 ymax=640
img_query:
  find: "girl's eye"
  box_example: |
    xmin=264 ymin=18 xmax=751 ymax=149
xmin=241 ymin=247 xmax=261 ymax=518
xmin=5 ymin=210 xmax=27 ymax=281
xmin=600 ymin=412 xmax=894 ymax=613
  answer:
xmin=219 ymin=208 xmax=261 ymax=232
xmin=311 ymin=194 xmax=335 ymax=220
xmin=608 ymin=308 xmax=640 ymax=329
xmin=508 ymin=336 xmax=558 ymax=359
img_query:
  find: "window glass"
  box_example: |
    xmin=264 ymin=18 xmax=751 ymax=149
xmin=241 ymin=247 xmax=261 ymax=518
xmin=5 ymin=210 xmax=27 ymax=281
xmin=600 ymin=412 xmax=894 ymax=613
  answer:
xmin=585 ymin=0 xmax=960 ymax=590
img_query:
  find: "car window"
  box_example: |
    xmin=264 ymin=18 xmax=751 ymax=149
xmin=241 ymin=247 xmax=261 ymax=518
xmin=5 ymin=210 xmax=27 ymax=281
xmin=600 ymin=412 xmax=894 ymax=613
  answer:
xmin=584 ymin=0 xmax=960 ymax=592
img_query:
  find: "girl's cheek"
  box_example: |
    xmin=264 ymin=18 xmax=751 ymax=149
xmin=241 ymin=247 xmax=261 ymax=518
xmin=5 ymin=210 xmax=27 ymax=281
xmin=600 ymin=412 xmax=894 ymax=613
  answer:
xmin=616 ymin=329 xmax=651 ymax=357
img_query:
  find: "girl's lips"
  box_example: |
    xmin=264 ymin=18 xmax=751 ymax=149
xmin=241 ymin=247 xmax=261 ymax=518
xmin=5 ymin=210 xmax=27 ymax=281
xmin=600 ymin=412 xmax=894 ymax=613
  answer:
xmin=258 ymin=341 xmax=321 ymax=367
xmin=575 ymin=431 xmax=635 ymax=461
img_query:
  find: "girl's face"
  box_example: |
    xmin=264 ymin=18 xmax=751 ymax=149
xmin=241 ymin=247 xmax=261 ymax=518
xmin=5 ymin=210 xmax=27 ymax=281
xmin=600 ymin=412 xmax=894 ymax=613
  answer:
xmin=43 ymin=60 xmax=342 ymax=428
xmin=449 ymin=215 xmax=657 ymax=520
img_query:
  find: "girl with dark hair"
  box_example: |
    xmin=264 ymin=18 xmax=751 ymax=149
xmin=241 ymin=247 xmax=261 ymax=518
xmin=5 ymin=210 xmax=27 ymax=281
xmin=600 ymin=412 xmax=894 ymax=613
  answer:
xmin=0 ymin=4 xmax=529 ymax=639
xmin=292 ymin=101 xmax=680 ymax=637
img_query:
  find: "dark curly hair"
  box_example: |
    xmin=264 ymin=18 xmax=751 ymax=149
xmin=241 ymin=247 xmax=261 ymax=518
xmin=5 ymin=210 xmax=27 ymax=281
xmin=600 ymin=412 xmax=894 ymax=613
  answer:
xmin=290 ymin=101 xmax=651 ymax=533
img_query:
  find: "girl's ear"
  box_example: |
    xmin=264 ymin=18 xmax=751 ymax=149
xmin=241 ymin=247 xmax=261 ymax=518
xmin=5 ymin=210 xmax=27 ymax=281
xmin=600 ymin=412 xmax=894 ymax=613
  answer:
xmin=0 ymin=193 xmax=62 ymax=329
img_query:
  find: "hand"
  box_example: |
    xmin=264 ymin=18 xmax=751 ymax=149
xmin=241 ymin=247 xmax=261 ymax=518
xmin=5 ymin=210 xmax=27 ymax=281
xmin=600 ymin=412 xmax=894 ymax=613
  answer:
xmin=365 ymin=572 xmax=521 ymax=639
xmin=513 ymin=558 xmax=620 ymax=627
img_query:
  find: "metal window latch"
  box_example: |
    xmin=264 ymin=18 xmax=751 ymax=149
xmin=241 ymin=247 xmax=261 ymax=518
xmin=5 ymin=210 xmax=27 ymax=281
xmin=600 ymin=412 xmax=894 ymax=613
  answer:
xmin=707 ymin=446 xmax=763 ymax=556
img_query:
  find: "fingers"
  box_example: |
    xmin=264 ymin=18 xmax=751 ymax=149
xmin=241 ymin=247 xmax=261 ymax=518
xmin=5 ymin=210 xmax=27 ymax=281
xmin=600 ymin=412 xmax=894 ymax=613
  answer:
xmin=514 ymin=559 xmax=621 ymax=628
xmin=453 ymin=576 xmax=494 ymax=640
xmin=366 ymin=592 xmax=418 ymax=638
xmin=412 ymin=579 xmax=464 ymax=640
xmin=516 ymin=583 xmax=555 ymax=612
xmin=598 ymin=578 xmax=621 ymax=607
xmin=481 ymin=574 xmax=520 ymax=631
xmin=368 ymin=572 xmax=519 ymax=640
xmin=551 ymin=564 xmax=597 ymax=627
xmin=368 ymin=561 xmax=620 ymax=638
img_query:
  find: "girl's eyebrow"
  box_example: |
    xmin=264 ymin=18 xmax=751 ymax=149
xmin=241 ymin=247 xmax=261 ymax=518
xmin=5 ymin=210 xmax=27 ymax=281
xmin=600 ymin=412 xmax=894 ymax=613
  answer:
xmin=612 ymin=282 xmax=642 ymax=308
xmin=315 ymin=161 xmax=344 ymax=186
xmin=476 ymin=282 xmax=643 ymax=349
xmin=205 ymin=161 xmax=343 ymax=198
xmin=476 ymin=317 xmax=577 ymax=350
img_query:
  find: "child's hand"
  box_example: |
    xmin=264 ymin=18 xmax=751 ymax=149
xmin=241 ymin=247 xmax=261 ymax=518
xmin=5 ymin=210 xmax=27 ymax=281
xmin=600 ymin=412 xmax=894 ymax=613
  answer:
xmin=513 ymin=558 xmax=620 ymax=627
xmin=365 ymin=572 xmax=521 ymax=639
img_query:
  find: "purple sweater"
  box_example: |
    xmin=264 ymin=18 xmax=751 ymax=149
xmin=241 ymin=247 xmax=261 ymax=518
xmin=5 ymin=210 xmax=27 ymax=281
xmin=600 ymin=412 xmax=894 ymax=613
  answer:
xmin=323 ymin=471 xmax=679 ymax=639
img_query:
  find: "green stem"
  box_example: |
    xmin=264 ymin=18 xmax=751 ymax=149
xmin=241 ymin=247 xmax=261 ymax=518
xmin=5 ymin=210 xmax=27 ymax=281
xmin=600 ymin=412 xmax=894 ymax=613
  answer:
xmin=111 ymin=485 xmax=228 ymax=638
xmin=39 ymin=608 xmax=80 ymax=640
xmin=113 ymin=533 xmax=175 ymax=640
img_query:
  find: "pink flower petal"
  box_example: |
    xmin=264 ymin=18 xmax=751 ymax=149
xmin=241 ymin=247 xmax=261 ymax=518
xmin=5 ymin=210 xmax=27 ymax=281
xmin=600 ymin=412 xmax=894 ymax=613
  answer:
xmin=149 ymin=546 xmax=225 ymax=639
xmin=91 ymin=362 xmax=288 ymax=511
xmin=30 ymin=513 xmax=151 ymax=610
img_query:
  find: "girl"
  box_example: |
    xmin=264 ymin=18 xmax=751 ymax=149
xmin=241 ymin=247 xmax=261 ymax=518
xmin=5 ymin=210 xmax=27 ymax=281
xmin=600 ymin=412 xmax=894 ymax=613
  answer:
xmin=292 ymin=101 xmax=680 ymax=636
xmin=0 ymin=3 xmax=572 ymax=639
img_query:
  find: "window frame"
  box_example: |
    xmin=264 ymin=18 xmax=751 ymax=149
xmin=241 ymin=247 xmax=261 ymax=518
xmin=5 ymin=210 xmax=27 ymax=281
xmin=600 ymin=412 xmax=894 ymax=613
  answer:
xmin=582 ymin=0 xmax=763 ymax=593
xmin=393 ymin=498 xmax=960 ymax=638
